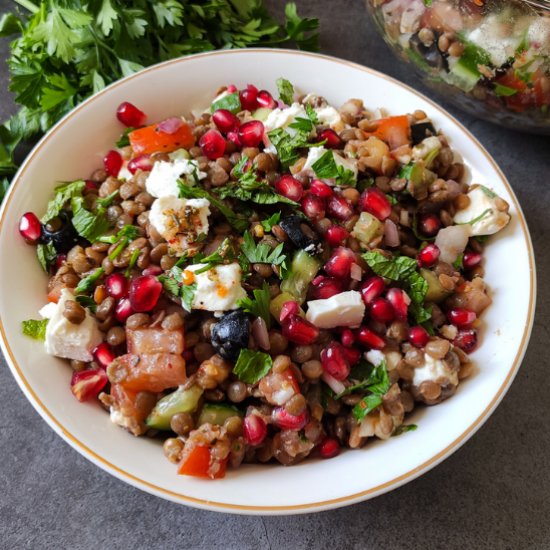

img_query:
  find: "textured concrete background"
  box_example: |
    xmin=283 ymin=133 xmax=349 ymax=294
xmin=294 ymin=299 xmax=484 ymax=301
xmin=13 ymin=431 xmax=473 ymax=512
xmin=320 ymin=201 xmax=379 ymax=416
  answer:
xmin=0 ymin=0 xmax=549 ymax=548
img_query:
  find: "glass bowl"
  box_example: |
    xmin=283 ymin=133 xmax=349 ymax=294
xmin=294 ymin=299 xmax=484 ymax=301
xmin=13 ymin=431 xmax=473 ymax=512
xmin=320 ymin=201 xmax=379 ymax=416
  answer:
xmin=366 ymin=0 xmax=550 ymax=134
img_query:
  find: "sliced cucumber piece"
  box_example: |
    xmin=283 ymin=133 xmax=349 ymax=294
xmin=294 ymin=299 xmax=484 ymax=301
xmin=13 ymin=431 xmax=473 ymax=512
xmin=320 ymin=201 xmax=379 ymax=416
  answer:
xmin=145 ymin=385 xmax=203 ymax=430
xmin=280 ymin=250 xmax=321 ymax=303
xmin=420 ymin=268 xmax=452 ymax=303
xmin=197 ymin=403 xmax=243 ymax=426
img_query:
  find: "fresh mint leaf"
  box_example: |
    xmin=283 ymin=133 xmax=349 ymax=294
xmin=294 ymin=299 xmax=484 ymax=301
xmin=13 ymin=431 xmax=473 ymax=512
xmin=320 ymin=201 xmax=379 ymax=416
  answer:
xmin=41 ymin=180 xmax=85 ymax=223
xmin=311 ymin=149 xmax=355 ymax=185
xmin=267 ymin=127 xmax=318 ymax=169
xmin=261 ymin=212 xmax=281 ymax=232
xmin=233 ymin=348 xmax=273 ymax=384
xmin=158 ymin=273 xmax=180 ymax=297
xmin=211 ymin=91 xmax=241 ymax=114
xmin=181 ymin=282 xmax=197 ymax=312
xmin=237 ymin=282 xmax=272 ymax=328
xmin=71 ymin=197 xmax=111 ymax=242
xmin=36 ymin=241 xmax=57 ymax=272
xmin=393 ymin=424 xmax=418 ymax=436
xmin=289 ymin=104 xmax=318 ymax=133
xmin=276 ymin=77 xmax=294 ymax=105
xmin=363 ymin=251 xmax=417 ymax=281
xmin=22 ymin=318 xmax=48 ymax=341
xmin=352 ymin=359 xmax=391 ymax=421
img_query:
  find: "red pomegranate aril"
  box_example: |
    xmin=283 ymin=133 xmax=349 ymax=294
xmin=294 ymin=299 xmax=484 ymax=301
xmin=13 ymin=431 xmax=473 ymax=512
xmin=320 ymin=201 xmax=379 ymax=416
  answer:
xmin=320 ymin=342 xmax=351 ymax=381
xmin=311 ymin=276 xmax=344 ymax=299
xmin=325 ymin=225 xmax=349 ymax=247
xmin=419 ymin=214 xmax=441 ymax=237
xmin=309 ymin=179 xmax=333 ymax=199
xmin=115 ymin=298 xmax=133 ymax=323
xmin=324 ymin=247 xmax=356 ymax=279
xmin=116 ymin=101 xmax=146 ymax=127
xmin=129 ymin=275 xmax=162 ymax=312
xmin=418 ymin=243 xmax=440 ymax=267
xmin=84 ymin=180 xmax=98 ymax=191
xmin=212 ymin=109 xmax=240 ymax=134
xmin=70 ymin=368 xmax=108 ymax=402
xmin=105 ymin=272 xmax=129 ymax=300
xmin=359 ymin=188 xmax=392 ymax=221
xmin=341 ymin=328 xmax=355 ymax=347
xmin=319 ymin=437 xmax=340 ymax=459
xmin=408 ymin=326 xmax=429 ymax=348
xmin=239 ymin=84 xmax=259 ymax=111
xmin=103 ymin=150 xmax=123 ymax=177
xmin=272 ymin=407 xmax=309 ymax=430
xmin=356 ymin=327 xmax=386 ymax=349
xmin=319 ymin=128 xmax=343 ymax=149
xmin=360 ymin=276 xmax=385 ymax=305
xmin=227 ymin=130 xmax=241 ymax=147
xmin=453 ymin=329 xmax=478 ymax=353
xmin=342 ymin=346 xmax=361 ymax=365
xmin=274 ymin=174 xmax=304 ymax=202
xmin=238 ymin=120 xmax=264 ymax=147
xmin=370 ymin=297 xmax=395 ymax=323
xmin=386 ymin=288 xmax=410 ymax=320
xmin=301 ymin=193 xmax=325 ymax=220
xmin=463 ymin=250 xmax=482 ymax=269
xmin=226 ymin=84 xmax=237 ymax=93
xmin=256 ymin=90 xmax=277 ymax=109
xmin=127 ymin=154 xmax=153 ymax=175
xmin=93 ymin=342 xmax=116 ymax=369
xmin=327 ymin=194 xmax=354 ymax=221
xmin=19 ymin=212 xmax=42 ymax=243
xmin=55 ymin=254 xmax=67 ymax=271
xmin=199 ymin=129 xmax=226 ymax=160
xmin=447 ymin=308 xmax=477 ymax=328
xmin=282 ymin=315 xmax=319 ymax=345
xmin=280 ymin=300 xmax=300 ymax=323
xmin=243 ymin=415 xmax=268 ymax=446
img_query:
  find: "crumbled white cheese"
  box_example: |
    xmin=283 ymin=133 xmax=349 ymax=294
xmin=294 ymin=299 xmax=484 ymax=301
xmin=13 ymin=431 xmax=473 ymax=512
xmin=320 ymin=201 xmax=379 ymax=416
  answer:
xmin=413 ymin=353 xmax=458 ymax=387
xmin=453 ymin=185 xmax=510 ymax=236
xmin=145 ymin=158 xmax=206 ymax=199
xmin=110 ymin=408 xmax=133 ymax=430
xmin=263 ymin=102 xmax=308 ymax=134
xmin=185 ymin=263 xmax=247 ymax=312
xmin=366 ymin=349 xmax=385 ymax=366
xmin=399 ymin=0 xmax=425 ymax=34
xmin=306 ymin=290 xmax=365 ymax=329
xmin=117 ymin=162 xmax=132 ymax=181
xmin=528 ymin=18 xmax=550 ymax=56
xmin=149 ymin=196 xmax=211 ymax=256
xmin=412 ymin=136 xmax=441 ymax=163
xmin=302 ymin=145 xmax=358 ymax=182
xmin=39 ymin=288 xmax=103 ymax=362
xmin=168 ymin=148 xmax=191 ymax=162
xmin=315 ymin=105 xmax=342 ymax=128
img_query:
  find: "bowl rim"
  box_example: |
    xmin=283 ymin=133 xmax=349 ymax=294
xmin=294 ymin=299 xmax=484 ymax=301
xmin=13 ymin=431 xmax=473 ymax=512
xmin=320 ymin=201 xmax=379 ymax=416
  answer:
xmin=0 ymin=48 xmax=536 ymax=514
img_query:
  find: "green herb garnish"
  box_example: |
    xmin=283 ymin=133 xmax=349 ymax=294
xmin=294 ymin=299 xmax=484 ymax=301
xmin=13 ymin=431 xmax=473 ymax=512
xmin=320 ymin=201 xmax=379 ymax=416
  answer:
xmin=352 ymin=360 xmax=391 ymax=421
xmin=115 ymin=127 xmax=135 ymax=148
xmin=192 ymin=238 xmax=235 ymax=274
xmin=233 ymin=348 xmax=273 ymax=384
xmin=240 ymin=231 xmax=287 ymax=272
xmin=260 ymin=212 xmax=281 ymax=232
xmin=22 ymin=318 xmax=48 ymax=340
xmin=41 ymin=179 xmax=85 ymax=223
xmin=211 ymin=91 xmax=241 ymax=114
xmin=276 ymin=77 xmax=294 ymax=105
xmin=237 ymin=281 xmax=272 ymax=328
xmin=311 ymin=149 xmax=355 ymax=186
xmin=393 ymin=424 xmax=418 ymax=436
xmin=36 ymin=241 xmax=57 ymax=272
xmin=70 ymin=196 xmax=111 ymax=242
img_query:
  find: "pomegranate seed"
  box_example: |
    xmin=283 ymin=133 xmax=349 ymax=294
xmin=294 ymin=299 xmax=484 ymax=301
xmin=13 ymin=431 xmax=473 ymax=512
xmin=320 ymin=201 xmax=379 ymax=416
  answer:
xmin=238 ymin=120 xmax=264 ymax=147
xmin=282 ymin=315 xmax=319 ymax=345
xmin=327 ymin=194 xmax=354 ymax=220
xmin=84 ymin=180 xmax=98 ymax=191
xmin=103 ymin=150 xmax=123 ymax=177
xmin=370 ymin=297 xmax=395 ymax=323
xmin=360 ymin=276 xmax=385 ymax=305
xmin=311 ymin=276 xmax=345 ymax=299
xmin=129 ymin=275 xmax=162 ymax=312
xmin=341 ymin=328 xmax=355 ymax=347
xmin=212 ymin=109 xmax=240 ymax=134
xmin=280 ymin=300 xmax=300 ymax=323
xmin=463 ymin=250 xmax=482 ymax=268
xmin=342 ymin=346 xmax=361 ymax=365
xmin=115 ymin=298 xmax=133 ymax=323
xmin=319 ymin=437 xmax=340 ymax=458
xmin=127 ymin=154 xmax=153 ymax=174
xmin=447 ymin=308 xmax=477 ymax=328
xmin=226 ymin=84 xmax=237 ymax=93
xmin=324 ymin=247 xmax=356 ymax=278
xmin=359 ymin=188 xmax=392 ymax=221
xmin=199 ymin=129 xmax=226 ymax=160
xmin=386 ymin=288 xmax=410 ymax=320
xmin=274 ymin=174 xmax=304 ymax=202
xmin=70 ymin=368 xmax=108 ymax=402
xmin=243 ymin=415 xmax=267 ymax=446
xmin=116 ymin=101 xmax=146 ymax=127
xmin=239 ymin=84 xmax=259 ymax=111
xmin=93 ymin=342 xmax=115 ymax=369
xmin=19 ymin=212 xmax=42 ymax=243
xmin=105 ymin=273 xmax=129 ymax=300
xmin=418 ymin=243 xmax=440 ymax=267
xmin=301 ymin=193 xmax=325 ymax=220
xmin=319 ymin=128 xmax=343 ymax=149
xmin=325 ymin=225 xmax=349 ymax=247
xmin=309 ymin=179 xmax=333 ymax=199
xmin=55 ymin=254 xmax=67 ymax=271
xmin=256 ymin=90 xmax=277 ymax=108
xmin=419 ymin=214 xmax=441 ymax=237
xmin=321 ymin=342 xmax=351 ymax=381
xmin=142 ymin=265 xmax=163 ymax=276
xmin=356 ymin=327 xmax=386 ymax=349
xmin=227 ymin=130 xmax=241 ymax=147
xmin=453 ymin=329 xmax=478 ymax=353
xmin=272 ymin=407 xmax=309 ymax=430
xmin=408 ymin=326 xmax=429 ymax=348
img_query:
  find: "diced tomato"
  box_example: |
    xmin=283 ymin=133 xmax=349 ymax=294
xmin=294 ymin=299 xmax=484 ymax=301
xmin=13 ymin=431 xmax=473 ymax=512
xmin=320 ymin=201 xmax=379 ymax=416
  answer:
xmin=177 ymin=445 xmax=227 ymax=479
xmin=129 ymin=121 xmax=195 ymax=155
xmin=110 ymin=384 xmax=151 ymax=435
xmin=71 ymin=369 xmax=108 ymax=402
xmin=126 ymin=326 xmax=185 ymax=355
xmin=366 ymin=115 xmax=411 ymax=149
xmin=47 ymin=286 xmax=63 ymax=303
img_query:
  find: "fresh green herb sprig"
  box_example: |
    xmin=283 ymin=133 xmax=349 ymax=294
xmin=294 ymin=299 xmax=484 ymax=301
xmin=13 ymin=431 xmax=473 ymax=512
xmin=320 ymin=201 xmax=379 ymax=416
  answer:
xmin=240 ymin=231 xmax=287 ymax=272
xmin=311 ymin=149 xmax=356 ymax=186
xmin=237 ymin=281 xmax=271 ymax=328
xmin=233 ymin=348 xmax=273 ymax=384
xmin=352 ymin=360 xmax=391 ymax=421
xmin=21 ymin=318 xmax=48 ymax=340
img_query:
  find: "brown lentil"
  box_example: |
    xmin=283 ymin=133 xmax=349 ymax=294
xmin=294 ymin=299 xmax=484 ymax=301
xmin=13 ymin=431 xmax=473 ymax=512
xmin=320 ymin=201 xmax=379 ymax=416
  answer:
xmin=227 ymin=381 xmax=247 ymax=403
xmin=170 ymin=412 xmax=194 ymax=436
xmin=106 ymin=326 xmax=126 ymax=346
xmin=163 ymin=438 xmax=184 ymax=464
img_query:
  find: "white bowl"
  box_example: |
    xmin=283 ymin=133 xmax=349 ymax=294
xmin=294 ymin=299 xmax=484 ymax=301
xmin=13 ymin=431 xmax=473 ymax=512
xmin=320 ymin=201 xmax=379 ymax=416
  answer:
xmin=0 ymin=49 xmax=535 ymax=514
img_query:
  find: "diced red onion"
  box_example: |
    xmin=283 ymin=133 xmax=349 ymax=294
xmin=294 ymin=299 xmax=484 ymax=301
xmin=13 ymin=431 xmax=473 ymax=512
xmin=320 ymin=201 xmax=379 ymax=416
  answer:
xmin=350 ymin=263 xmax=362 ymax=281
xmin=157 ymin=117 xmax=184 ymax=134
xmin=322 ymin=372 xmax=346 ymax=395
xmin=252 ymin=317 xmax=270 ymax=350
xmin=383 ymin=219 xmax=400 ymax=247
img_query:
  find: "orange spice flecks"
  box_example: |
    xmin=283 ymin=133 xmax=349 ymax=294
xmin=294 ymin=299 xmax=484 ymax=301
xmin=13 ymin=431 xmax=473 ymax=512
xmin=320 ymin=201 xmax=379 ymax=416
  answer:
xmin=183 ymin=270 xmax=195 ymax=285
xmin=216 ymin=284 xmax=229 ymax=298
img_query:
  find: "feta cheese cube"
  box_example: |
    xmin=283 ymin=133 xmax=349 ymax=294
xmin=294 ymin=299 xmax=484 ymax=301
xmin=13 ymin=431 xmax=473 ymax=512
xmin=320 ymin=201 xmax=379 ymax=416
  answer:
xmin=39 ymin=288 xmax=103 ymax=362
xmin=306 ymin=290 xmax=365 ymax=329
xmin=315 ymin=105 xmax=342 ymax=129
xmin=264 ymin=103 xmax=308 ymax=134
xmin=185 ymin=263 xmax=247 ymax=312
xmin=412 ymin=353 xmax=458 ymax=387
xmin=149 ymin=196 xmax=211 ymax=256
xmin=412 ymin=136 xmax=441 ymax=163
xmin=453 ymin=185 xmax=510 ymax=236
xmin=145 ymin=158 xmax=206 ymax=199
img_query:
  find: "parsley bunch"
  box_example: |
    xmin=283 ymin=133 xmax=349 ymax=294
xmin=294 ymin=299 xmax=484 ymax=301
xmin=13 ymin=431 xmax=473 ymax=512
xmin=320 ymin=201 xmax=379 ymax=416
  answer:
xmin=0 ymin=0 xmax=320 ymax=199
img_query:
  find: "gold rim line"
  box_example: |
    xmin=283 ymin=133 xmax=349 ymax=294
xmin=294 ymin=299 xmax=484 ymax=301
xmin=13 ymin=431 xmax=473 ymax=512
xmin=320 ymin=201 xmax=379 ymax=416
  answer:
xmin=0 ymin=49 xmax=536 ymax=513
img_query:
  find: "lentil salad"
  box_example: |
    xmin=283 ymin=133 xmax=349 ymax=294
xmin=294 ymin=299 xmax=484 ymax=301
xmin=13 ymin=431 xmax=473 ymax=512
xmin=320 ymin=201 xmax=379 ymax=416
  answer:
xmin=18 ymin=79 xmax=511 ymax=479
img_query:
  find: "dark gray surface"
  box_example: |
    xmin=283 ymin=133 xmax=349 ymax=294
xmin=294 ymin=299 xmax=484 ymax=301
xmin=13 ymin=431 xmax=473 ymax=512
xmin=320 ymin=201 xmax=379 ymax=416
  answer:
xmin=0 ymin=1 xmax=548 ymax=548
